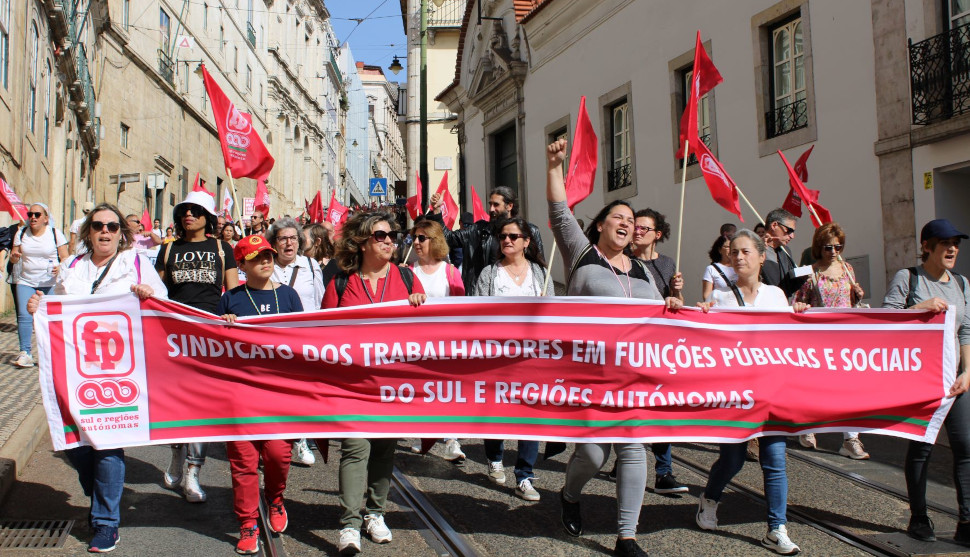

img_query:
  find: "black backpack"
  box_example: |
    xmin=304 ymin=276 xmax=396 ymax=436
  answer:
xmin=905 ymin=266 xmax=967 ymax=307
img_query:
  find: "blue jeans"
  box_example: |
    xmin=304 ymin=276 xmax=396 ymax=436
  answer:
xmin=16 ymin=284 xmax=50 ymax=353
xmin=484 ymin=439 xmax=539 ymax=483
xmin=65 ymin=446 xmax=125 ymax=528
xmin=653 ymin=443 xmax=672 ymax=476
xmin=703 ymin=436 xmax=788 ymax=529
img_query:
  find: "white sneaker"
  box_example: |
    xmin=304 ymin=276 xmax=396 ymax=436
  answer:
xmin=183 ymin=464 xmax=207 ymax=503
xmin=337 ymin=528 xmax=361 ymax=555
xmin=839 ymin=438 xmax=870 ymax=460
xmin=292 ymin=439 xmax=315 ymax=466
xmin=798 ymin=433 xmax=816 ymax=449
xmin=163 ymin=445 xmax=186 ymax=489
xmin=762 ymin=524 xmax=800 ymax=555
xmin=443 ymin=439 xmax=466 ymax=462
xmin=363 ymin=514 xmax=392 ymax=543
xmin=516 ymin=478 xmax=540 ymax=501
xmin=14 ymin=351 xmax=33 ymax=368
xmin=487 ymin=461 xmax=506 ymax=485
xmin=696 ymin=496 xmax=719 ymax=530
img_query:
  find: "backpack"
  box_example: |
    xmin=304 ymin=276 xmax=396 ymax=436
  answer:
xmin=20 ymin=226 xmax=64 ymax=262
xmin=332 ymin=266 xmax=415 ymax=305
xmin=906 ymin=266 xmax=967 ymax=308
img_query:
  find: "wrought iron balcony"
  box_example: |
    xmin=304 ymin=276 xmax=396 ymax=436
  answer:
xmin=247 ymin=22 xmax=256 ymax=48
xmin=158 ymin=49 xmax=174 ymax=85
xmin=607 ymin=163 xmax=632 ymax=192
xmin=909 ymin=22 xmax=970 ymax=125
xmin=676 ymin=133 xmax=712 ymax=167
xmin=428 ymin=0 xmax=463 ymax=27
xmin=765 ymin=98 xmax=808 ymax=138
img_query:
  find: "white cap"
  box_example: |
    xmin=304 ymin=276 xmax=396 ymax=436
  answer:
xmin=174 ymin=191 xmax=218 ymax=218
xmin=82 ymin=201 xmax=95 ymax=213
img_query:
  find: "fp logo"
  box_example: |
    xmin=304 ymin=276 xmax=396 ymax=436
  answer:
xmin=73 ymin=313 xmax=135 ymax=378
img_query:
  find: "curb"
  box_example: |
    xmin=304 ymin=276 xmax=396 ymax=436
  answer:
xmin=0 ymin=403 xmax=49 ymax=506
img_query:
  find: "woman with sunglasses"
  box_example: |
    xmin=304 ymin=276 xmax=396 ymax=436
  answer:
xmin=10 ymin=203 xmax=68 ymax=368
xmin=27 ymin=202 xmax=166 ymax=553
xmin=155 ymin=191 xmax=239 ymax=504
xmin=322 ymin=211 xmax=426 ymax=555
xmin=547 ymin=139 xmax=682 ymax=557
xmin=792 ymin=222 xmax=869 ymax=459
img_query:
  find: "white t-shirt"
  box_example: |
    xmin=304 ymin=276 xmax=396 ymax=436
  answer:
xmin=710 ymin=283 xmax=790 ymax=309
xmin=69 ymin=217 xmax=88 ymax=255
xmin=271 ymin=256 xmax=324 ymax=311
xmin=413 ymin=262 xmax=450 ymax=298
xmin=55 ymin=249 xmax=168 ymax=298
xmin=14 ymin=226 xmax=68 ymax=287
xmin=703 ymin=262 xmax=737 ymax=290
xmin=493 ymin=265 xmax=538 ymax=297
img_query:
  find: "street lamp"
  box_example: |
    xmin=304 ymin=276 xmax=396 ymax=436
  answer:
xmin=388 ymin=56 xmax=403 ymax=75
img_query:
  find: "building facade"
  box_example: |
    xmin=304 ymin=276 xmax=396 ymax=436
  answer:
xmin=340 ymin=46 xmax=368 ymax=207
xmin=359 ymin=62 xmax=406 ymax=200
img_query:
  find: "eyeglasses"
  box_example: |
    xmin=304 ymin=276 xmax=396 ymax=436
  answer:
xmin=251 ymin=215 xmax=264 ymax=221
xmin=497 ymin=233 xmax=524 ymax=241
xmin=176 ymin=204 xmax=206 ymax=219
xmin=371 ymin=230 xmax=400 ymax=242
xmin=276 ymin=235 xmax=299 ymax=244
xmin=27 ymin=212 xmax=43 ymax=219
xmin=634 ymin=226 xmax=656 ymax=233
xmin=414 ymin=235 xmax=430 ymax=243
xmin=91 ymin=221 xmax=121 ymax=233
xmin=777 ymin=223 xmax=796 ymax=236
xmin=823 ymin=244 xmax=844 ymax=253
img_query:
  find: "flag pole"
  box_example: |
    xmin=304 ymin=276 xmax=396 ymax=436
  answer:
xmin=542 ymin=239 xmax=557 ymax=296
xmin=735 ymin=185 xmax=765 ymax=225
xmin=802 ymin=200 xmax=857 ymax=284
xmin=226 ymin=167 xmax=242 ymax=228
xmin=675 ymin=139 xmax=689 ymax=272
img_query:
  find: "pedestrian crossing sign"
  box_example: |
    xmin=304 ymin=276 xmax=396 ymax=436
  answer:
xmin=369 ymin=178 xmax=388 ymax=197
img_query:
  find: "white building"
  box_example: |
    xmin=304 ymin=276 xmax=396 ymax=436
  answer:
xmin=359 ymin=62 xmax=406 ymax=198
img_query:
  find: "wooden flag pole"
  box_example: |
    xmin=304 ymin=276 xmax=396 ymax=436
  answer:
xmin=802 ymin=201 xmax=857 ymax=284
xmin=734 ymin=185 xmax=765 ymax=225
xmin=542 ymin=239 xmax=557 ymax=296
xmin=674 ymin=139 xmax=689 ymax=272
xmin=225 ymin=167 xmax=243 ymax=228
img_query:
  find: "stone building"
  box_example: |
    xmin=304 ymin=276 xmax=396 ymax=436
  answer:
xmin=359 ymin=61 xmax=406 ymax=200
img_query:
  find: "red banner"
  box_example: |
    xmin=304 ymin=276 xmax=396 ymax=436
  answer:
xmin=36 ymin=295 xmax=956 ymax=450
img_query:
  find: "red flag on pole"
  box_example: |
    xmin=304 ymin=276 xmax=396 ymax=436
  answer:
xmin=140 ymin=209 xmax=152 ymax=231
xmin=405 ymin=172 xmax=423 ymax=220
xmin=793 ymin=144 xmax=814 ymax=182
xmin=471 ymin=185 xmax=489 ymax=222
xmin=192 ymin=173 xmax=214 ymax=197
xmin=0 ymin=178 xmax=29 ymax=221
xmin=326 ymin=191 xmax=349 ymax=231
xmin=678 ymin=31 xmax=723 ymax=156
xmin=254 ymin=180 xmax=270 ymax=217
xmin=199 ymin=64 xmax=275 ymax=184
xmin=308 ymin=191 xmax=325 ymax=223
xmin=781 ymin=187 xmax=803 ymax=218
xmin=564 ymin=96 xmax=597 ymax=211
xmin=782 ymin=145 xmax=816 ymax=217
xmin=435 ymin=171 xmax=458 ymax=230
xmin=695 ymin=140 xmax=743 ymax=221
xmin=778 ymin=150 xmax=832 ymax=227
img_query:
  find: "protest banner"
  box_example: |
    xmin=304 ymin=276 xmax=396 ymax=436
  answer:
xmin=36 ymin=294 xmax=955 ymax=451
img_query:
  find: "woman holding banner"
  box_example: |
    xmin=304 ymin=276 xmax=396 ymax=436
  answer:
xmin=547 ymin=138 xmax=682 ymax=557
xmin=695 ymin=229 xmax=809 ymax=556
xmin=27 ymin=202 xmax=166 ymax=553
xmin=322 ymin=211 xmax=426 ymax=555
xmin=882 ymin=218 xmax=970 ymax=544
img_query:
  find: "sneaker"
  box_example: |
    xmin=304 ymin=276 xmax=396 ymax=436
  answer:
xmin=337 ymin=527 xmax=361 ymax=555
xmin=654 ymin=473 xmax=689 ymax=494
xmin=798 ymin=434 xmax=817 ymax=449
xmin=268 ymin=498 xmax=288 ymax=533
xmin=292 ymin=438 xmax=315 ymax=466
xmin=443 ymin=439 xmax=466 ymax=463
xmin=839 ymin=438 xmax=870 ymax=460
xmin=560 ymin=490 xmax=583 ymax=537
xmin=761 ymin=524 xmax=801 ymax=555
xmin=614 ymin=537 xmax=648 ymax=557
xmin=516 ymin=478 xmax=540 ymax=501
xmin=235 ymin=525 xmax=259 ymax=555
xmin=695 ymin=496 xmax=719 ymax=531
xmin=88 ymin=525 xmax=119 ymax=553
xmin=907 ymin=514 xmax=936 ymax=542
xmin=955 ymin=520 xmax=970 ymax=545
xmin=363 ymin=514 xmax=392 ymax=543
xmin=183 ymin=464 xmax=207 ymax=503
xmin=746 ymin=439 xmax=760 ymax=462
xmin=163 ymin=445 xmax=186 ymax=489
xmin=762 ymin=524 xmax=800 ymax=555
xmin=487 ymin=461 xmax=506 ymax=485
xmin=14 ymin=351 xmax=33 ymax=368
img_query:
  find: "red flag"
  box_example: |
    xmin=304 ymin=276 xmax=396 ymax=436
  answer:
xmin=778 ymin=150 xmax=832 ymax=227
xmin=435 ymin=171 xmax=458 ymax=230
xmin=695 ymin=140 xmax=742 ymax=221
xmin=200 ymin=64 xmax=274 ymax=185
xmin=405 ymin=172 xmax=423 ymax=221
xmin=678 ymin=31 xmax=723 ymax=157
xmin=308 ymin=191 xmax=325 ymax=223
xmin=564 ymin=96 xmax=597 ymax=211
xmin=140 ymin=209 xmax=152 ymax=231
xmin=192 ymin=173 xmax=214 ymax=197
xmin=0 ymin=178 xmax=29 ymax=221
xmin=782 ymin=187 xmax=803 ymax=218
xmin=470 ymin=185 xmax=489 ymax=222
xmin=326 ymin=191 xmax=349 ymax=232
xmin=254 ymin=180 xmax=270 ymax=217
xmin=793 ymin=144 xmax=814 ymax=182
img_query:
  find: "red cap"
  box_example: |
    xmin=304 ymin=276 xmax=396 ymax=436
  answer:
xmin=234 ymin=234 xmax=276 ymax=262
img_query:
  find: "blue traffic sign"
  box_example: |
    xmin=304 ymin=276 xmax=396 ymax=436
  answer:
xmin=369 ymin=178 xmax=388 ymax=197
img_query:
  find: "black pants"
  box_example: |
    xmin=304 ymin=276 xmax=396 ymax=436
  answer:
xmin=906 ymin=388 xmax=970 ymax=521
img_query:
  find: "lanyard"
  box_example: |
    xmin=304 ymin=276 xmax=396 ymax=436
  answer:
xmin=244 ymin=284 xmax=279 ymax=315
xmin=90 ymin=254 xmax=119 ymax=294
xmin=360 ymin=265 xmax=390 ymax=304
xmin=593 ymin=246 xmax=632 ymax=298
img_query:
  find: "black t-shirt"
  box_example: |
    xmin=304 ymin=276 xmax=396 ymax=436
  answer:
xmin=216 ymin=284 xmax=303 ymax=317
xmin=155 ymin=237 xmax=237 ymax=313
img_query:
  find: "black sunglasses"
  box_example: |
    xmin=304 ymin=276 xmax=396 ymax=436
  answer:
xmin=823 ymin=244 xmax=843 ymax=253
xmin=27 ymin=212 xmax=43 ymax=219
xmin=176 ymin=204 xmax=207 ymax=219
xmin=91 ymin=221 xmax=121 ymax=233
xmin=414 ymin=234 xmax=430 ymax=243
xmin=371 ymin=230 xmax=400 ymax=242
xmin=497 ymin=233 xmax=525 ymax=241
xmin=777 ymin=223 xmax=796 ymax=236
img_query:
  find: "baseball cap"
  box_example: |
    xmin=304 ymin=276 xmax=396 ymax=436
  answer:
xmin=82 ymin=202 xmax=95 ymax=214
xmin=174 ymin=191 xmax=218 ymax=218
xmin=920 ymin=219 xmax=969 ymax=243
xmin=233 ymin=234 xmax=277 ymax=263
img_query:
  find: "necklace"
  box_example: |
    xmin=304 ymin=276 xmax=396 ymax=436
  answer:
xmin=594 ymin=245 xmax=633 ymax=298
xmin=359 ymin=264 xmax=390 ymax=304
xmin=502 ymin=261 xmax=528 ymax=283
xmin=244 ymin=284 xmax=279 ymax=315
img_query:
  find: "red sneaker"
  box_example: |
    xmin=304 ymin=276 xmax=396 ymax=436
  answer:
xmin=268 ymin=499 xmax=288 ymax=533
xmin=235 ymin=525 xmax=259 ymax=554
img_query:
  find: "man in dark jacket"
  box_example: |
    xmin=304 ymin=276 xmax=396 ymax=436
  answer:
xmin=761 ymin=208 xmax=807 ymax=297
xmin=430 ymin=186 xmax=544 ymax=292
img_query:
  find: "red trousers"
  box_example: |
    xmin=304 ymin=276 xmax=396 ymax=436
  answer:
xmin=226 ymin=440 xmax=292 ymax=527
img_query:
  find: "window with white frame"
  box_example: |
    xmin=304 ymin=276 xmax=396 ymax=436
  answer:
xmin=0 ymin=0 xmax=9 ymax=90
xmin=768 ymin=17 xmax=807 ymax=137
xmin=608 ymin=100 xmax=631 ymax=192
xmin=159 ymin=8 xmax=170 ymax=51
xmin=28 ymin=22 xmax=38 ymax=134
xmin=122 ymin=0 xmax=130 ymax=30
xmin=43 ymin=60 xmax=51 ymax=156
xmin=245 ymin=64 xmax=251 ymax=91
xmin=676 ymin=68 xmax=712 ymax=166
xmin=120 ymin=123 xmax=130 ymax=149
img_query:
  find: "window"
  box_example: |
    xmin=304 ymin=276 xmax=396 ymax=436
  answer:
xmin=202 ymin=3 xmax=208 ymax=30
xmin=28 ymin=22 xmax=38 ymax=134
xmin=491 ymin=125 xmax=517 ymax=196
xmin=259 ymin=83 xmax=263 ymax=106
xmin=245 ymin=64 xmax=251 ymax=91
xmin=608 ymin=101 xmax=631 ymax=192
xmin=159 ymin=8 xmax=171 ymax=51
xmin=43 ymin=60 xmax=51 ymax=156
xmin=952 ymin=0 xmax=970 ymax=28
xmin=674 ymin=65 xmax=715 ymax=169
xmin=0 ymin=0 xmax=9 ymax=89
xmin=122 ymin=0 xmax=130 ymax=30
xmin=548 ymin=126 xmax=569 ymax=178
xmin=234 ymin=46 xmax=239 ymax=72
xmin=768 ymin=17 xmax=807 ymax=138
xmin=120 ymin=123 xmax=130 ymax=149
xmin=219 ymin=24 xmax=224 ymax=52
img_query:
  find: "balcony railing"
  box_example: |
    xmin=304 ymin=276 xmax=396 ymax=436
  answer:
xmin=247 ymin=21 xmax=256 ymax=48
xmin=428 ymin=0 xmax=463 ymax=27
xmin=765 ymin=98 xmax=808 ymax=139
xmin=909 ymin=22 xmax=970 ymax=125
xmin=676 ymin=133 xmax=712 ymax=167
xmin=607 ymin=163 xmax=632 ymax=192
xmin=158 ymin=49 xmax=174 ymax=85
